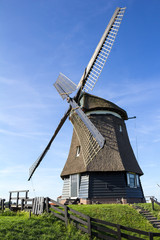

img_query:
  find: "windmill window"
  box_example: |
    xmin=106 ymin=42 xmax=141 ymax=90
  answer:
xmin=76 ymin=146 xmax=80 ymax=157
xmin=70 ymin=174 xmax=80 ymax=198
xmin=119 ymin=125 xmax=122 ymax=132
xmin=127 ymin=173 xmax=140 ymax=188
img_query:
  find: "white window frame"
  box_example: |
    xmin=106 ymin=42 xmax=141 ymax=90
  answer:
xmin=69 ymin=174 xmax=80 ymax=199
xmin=127 ymin=173 xmax=140 ymax=188
xmin=119 ymin=125 xmax=123 ymax=132
xmin=76 ymin=146 xmax=81 ymax=157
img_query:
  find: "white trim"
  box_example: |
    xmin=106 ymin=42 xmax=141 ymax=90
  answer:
xmin=86 ymin=110 xmax=121 ymax=119
xmin=76 ymin=146 xmax=80 ymax=157
xmin=70 ymin=174 xmax=80 ymax=199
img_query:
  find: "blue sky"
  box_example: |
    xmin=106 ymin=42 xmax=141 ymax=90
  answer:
xmin=1 ymin=0 xmax=160 ymax=201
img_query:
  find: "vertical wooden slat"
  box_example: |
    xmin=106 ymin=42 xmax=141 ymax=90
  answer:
xmin=21 ymin=199 xmax=24 ymax=210
xmin=9 ymin=192 xmax=12 ymax=209
xmin=149 ymin=232 xmax=153 ymax=240
xmin=117 ymin=224 xmax=121 ymax=240
xmin=64 ymin=205 xmax=68 ymax=226
xmin=87 ymin=216 xmax=92 ymax=238
xmin=151 ymin=198 xmax=154 ymax=210
xmin=2 ymin=199 xmax=5 ymax=211
xmin=16 ymin=192 xmax=19 ymax=207
xmin=46 ymin=197 xmax=49 ymax=213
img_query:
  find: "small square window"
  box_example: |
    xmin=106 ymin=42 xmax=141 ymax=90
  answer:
xmin=76 ymin=146 xmax=80 ymax=157
xmin=127 ymin=173 xmax=140 ymax=188
xmin=119 ymin=125 xmax=122 ymax=132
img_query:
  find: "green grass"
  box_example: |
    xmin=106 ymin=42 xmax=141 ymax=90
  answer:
xmin=0 ymin=210 xmax=90 ymax=240
xmin=1 ymin=204 xmax=160 ymax=239
xmin=69 ymin=204 xmax=160 ymax=233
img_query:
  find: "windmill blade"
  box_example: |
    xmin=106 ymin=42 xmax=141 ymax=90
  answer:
xmin=54 ymin=73 xmax=77 ymax=100
xmin=28 ymin=106 xmax=71 ymax=181
xmin=69 ymin=99 xmax=105 ymax=148
xmin=77 ymin=7 xmax=126 ymax=92
xmin=70 ymin=113 xmax=102 ymax=167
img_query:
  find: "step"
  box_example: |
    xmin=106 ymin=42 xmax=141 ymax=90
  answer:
xmin=146 ymin=217 xmax=157 ymax=220
xmin=142 ymin=214 xmax=153 ymax=217
xmin=149 ymin=220 xmax=160 ymax=223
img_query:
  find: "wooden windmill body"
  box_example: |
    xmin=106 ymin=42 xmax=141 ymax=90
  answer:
xmin=61 ymin=93 xmax=145 ymax=204
xmin=29 ymin=7 xmax=145 ymax=204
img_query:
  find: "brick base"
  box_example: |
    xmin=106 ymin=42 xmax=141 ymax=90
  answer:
xmin=60 ymin=197 xmax=145 ymax=205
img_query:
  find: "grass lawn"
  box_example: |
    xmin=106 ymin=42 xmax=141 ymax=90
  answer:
xmin=1 ymin=204 xmax=160 ymax=239
xmin=69 ymin=203 xmax=160 ymax=233
xmin=0 ymin=210 xmax=89 ymax=240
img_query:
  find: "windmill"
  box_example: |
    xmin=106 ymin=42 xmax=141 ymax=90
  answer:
xmin=28 ymin=7 xmax=145 ymax=204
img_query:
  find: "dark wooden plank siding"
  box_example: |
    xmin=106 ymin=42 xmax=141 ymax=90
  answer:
xmin=126 ymin=187 xmax=144 ymax=198
xmin=89 ymin=172 xmax=144 ymax=200
xmin=89 ymin=172 xmax=127 ymax=199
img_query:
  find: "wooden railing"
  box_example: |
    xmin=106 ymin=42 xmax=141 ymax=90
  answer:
xmin=9 ymin=190 xmax=29 ymax=209
xmin=2 ymin=195 xmax=160 ymax=239
xmin=21 ymin=198 xmax=34 ymax=211
xmin=150 ymin=197 xmax=160 ymax=211
xmin=45 ymin=197 xmax=160 ymax=240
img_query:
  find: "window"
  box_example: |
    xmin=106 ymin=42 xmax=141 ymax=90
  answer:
xmin=76 ymin=146 xmax=80 ymax=157
xmin=119 ymin=125 xmax=122 ymax=132
xmin=70 ymin=174 xmax=80 ymax=198
xmin=127 ymin=173 xmax=140 ymax=188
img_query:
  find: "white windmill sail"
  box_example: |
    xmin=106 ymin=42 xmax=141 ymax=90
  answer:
xmin=77 ymin=7 xmax=126 ymax=92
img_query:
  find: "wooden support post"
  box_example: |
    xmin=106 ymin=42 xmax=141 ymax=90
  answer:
xmin=45 ymin=197 xmax=49 ymax=213
xmin=87 ymin=216 xmax=92 ymax=239
xmin=117 ymin=224 xmax=121 ymax=240
xmin=21 ymin=199 xmax=24 ymax=211
xmin=3 ymin=199 xmax=5 ymax=211
xmin=151 ymin=198 xmax=154 ymax=211
xmin=149 ymin=232 xmax=153 ymax=240
xmin=64 ymin=205 xmax=68 ymax=227
xmin=29 ymin=210 xmax=31 ymax=218
xmin=16 ymin=192 xmax=19 ymax=208
xmin=9 ymin=192 xmax=12 ymax=209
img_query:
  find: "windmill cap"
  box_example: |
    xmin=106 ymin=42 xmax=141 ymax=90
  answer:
xmin=79 ymin=93 xmax=128 ymax=120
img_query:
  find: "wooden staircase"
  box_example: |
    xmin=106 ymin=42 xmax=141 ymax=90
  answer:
xmin=134 ymin=205 xmax=160 ymax=229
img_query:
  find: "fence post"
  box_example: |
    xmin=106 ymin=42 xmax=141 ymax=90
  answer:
xmin=9 ymin=192 xmax=12 ymax=210
xmin=2 ymin=199 xmax=5 ymax=211
xmin=64 ymin=205 xmax=69 ymax=226
xmin=29 ymin=210 xmax=31 ymax=218
xmin=149 ymin=232 xmax=153 ymax=240
xmin=151 ymin=198 xmax=154 ymax=210
xmin=21 ymin=199 xmax=24 ymax=210
xmin=87 ymin=216 xmax=92 ymax=239
xmin=117 ymin=224 xmax=121 ymax=240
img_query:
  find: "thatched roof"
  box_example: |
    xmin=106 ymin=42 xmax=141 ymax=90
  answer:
xmin=79 ymin=93 xmax=128 ymax=120
xmin=61 ymin=93 xmax=143 ymax=177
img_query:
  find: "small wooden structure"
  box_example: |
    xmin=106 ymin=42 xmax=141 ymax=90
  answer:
xmin=32 ymin=197 xmax=45 ymax=215
xmin=9 ymin=190 xmax=29 ymax=210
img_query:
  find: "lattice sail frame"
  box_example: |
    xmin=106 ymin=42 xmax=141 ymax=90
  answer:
xmin=70 ymin=112 xmax=102 ymax=167
xmin=54 ymin=73 xmax=77 ymax=100
xmin=78 ymin=7 xmax=126 ymax=92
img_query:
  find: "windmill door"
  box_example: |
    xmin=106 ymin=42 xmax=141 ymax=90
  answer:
xmin=70 ymin=174 xmax=79 ymax=198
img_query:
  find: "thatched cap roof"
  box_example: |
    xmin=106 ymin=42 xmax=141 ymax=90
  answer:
xmin=79 ymin=93 xmax=128 ymax=120
xmin=61 ymin=98 xmax=143 ymax=178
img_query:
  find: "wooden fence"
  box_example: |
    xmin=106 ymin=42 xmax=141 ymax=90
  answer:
xmin=150 ymin=197 xmax=160 ymax=211
xmin=9 ymin=190 xmax=29 ymax=210
xmin=2 ymin=195 xmax=160 ymax=239
xmin=45 ymin=197 xmax=160 ymax=240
